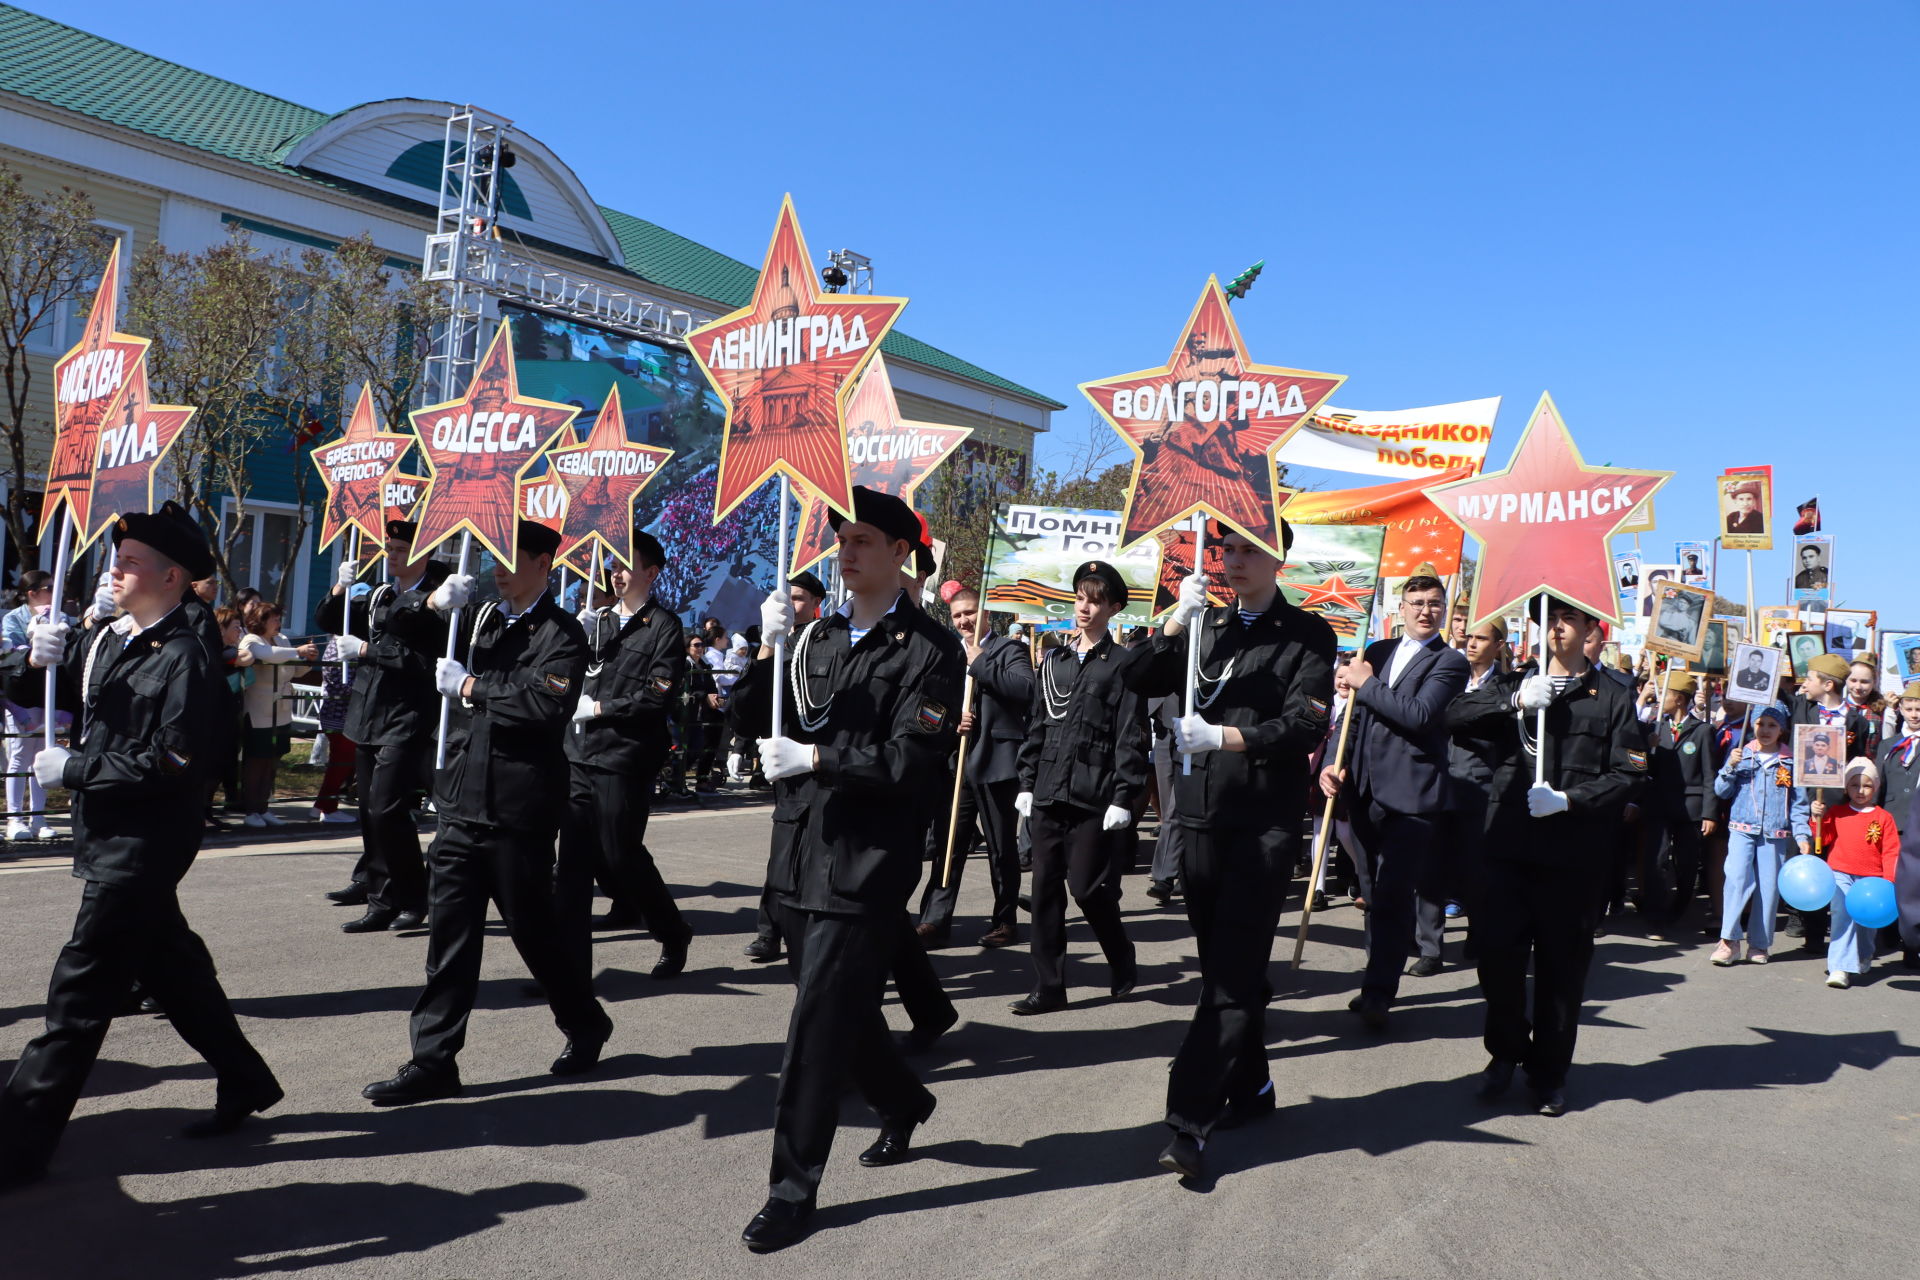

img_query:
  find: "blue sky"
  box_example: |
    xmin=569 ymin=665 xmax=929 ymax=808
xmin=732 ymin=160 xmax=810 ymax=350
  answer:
xmin=30 ymin=0 xmax=1920 ymax=618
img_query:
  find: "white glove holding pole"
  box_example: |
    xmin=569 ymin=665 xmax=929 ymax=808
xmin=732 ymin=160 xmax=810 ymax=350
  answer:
xmin=1519 ymin=674 xmax=1556 ymax=711
xmin=1014 ymin=791 xmax=1034 ymax=818
xmin=434 ymin=658 xmax=470 ymax=700
xmin=428 ymin=573 xmax=474 ymax=615
xmin=759 ymin=736 xmax=814 ymax=782
xmin=1102 ymin=804 xmax=1131 ymax=831
xmin=334 ymin=634 xmax=364 ymax=662
xmin=33 ymin=745 xmax=72 ymax=791
xmin=1527 ymin=784 xmax=1570 ymax=818
xmin=1170 ymin=573 xmax=1210 ymax=629
xmin=28 ymin=619 xmax=70 ymax=669
xmin=760 ymin=590 xmax=795 ymax=646
xmin=336 ymin=560 xmax=358 ymax=589
xmin=90 ymin=570 xmax=116 ymax=622
xmin=571 ymin=694 xmax=600 ymax=724
xmin=1172 ymin=714 xmax=1224 ymax=756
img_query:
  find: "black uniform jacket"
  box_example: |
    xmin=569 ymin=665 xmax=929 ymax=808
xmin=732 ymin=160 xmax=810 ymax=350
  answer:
xmin=313 ymin=561 xmax=452 ymax=748
xmin=1125 ymin=598 xmax=1336 ymax=831
xmin=1016 ymin=636 xmax=1149 ymax=814
xmin=967 ymin=632 xmax=1033 ymax=785
xmin=435 ymin=592 xmax=587 ymax=831
xmin=565 ymin=597 xmax=686 ymax=772
xmin=734 ymin=594 xmax=964 ymax=918
xmin=5 ymin=605 xmax=215 ymax=888
xmin=1446 ymin=663 xmax=1645 ymax=867
xmin=1446 ymin=675 xmax=1506 ymax=813
xmin=1647 ymin=712 xmax=1720 ymax=823
xmin=1875 ymin=732 xmax=1920 ymax=834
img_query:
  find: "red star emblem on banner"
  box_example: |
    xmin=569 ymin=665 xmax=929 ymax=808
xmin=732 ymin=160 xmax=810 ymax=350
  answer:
xmin=1293 ymin=573 xmax=1372 ymax=612
xmin=1083 ymin=278 xmax=1344 ymax=557
xmin=311 ymin=385 xmax=415 ymax=552
xmin=409 ymin=321 xmax=580 ymax=569
xmin=789 ymin=356 xmax=970 ymax=575
xmin=540 ymin=385 xmax=674 ymax=572
xmin=76 ymin=356 xmax=194 ymax=549
xmin=1427 ymin=392 xmax=1670 ymax=629
xmin=46 ymin=240 xmax=152 ymax=539
xmin=685 ymin=196 xmax=908 ymax=523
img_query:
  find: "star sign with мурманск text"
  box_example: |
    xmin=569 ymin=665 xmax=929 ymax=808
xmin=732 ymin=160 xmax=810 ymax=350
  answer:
xmin=1425 ymin=392 xmax=1670 ymax=630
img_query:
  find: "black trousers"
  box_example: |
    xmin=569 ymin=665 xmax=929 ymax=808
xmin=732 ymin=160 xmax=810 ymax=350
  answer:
xmin=889 ymin=912 xmax=954 ymax=1033
xmin=1475 ymin=856 xmax=1607 ymax=1090
xmin=1440 ymin=793 xmax=1491 ymax=957
xmin=1027 ymin=802 xmax=1133 ymax=997
xmin=0 ymin=878 xmax=277 ymax=1174
xmin=1348 ymin=799 xmax=1443 ymax=999
xmin=1166 ymin=823 xmax=1293 ymax=1138
xmin=1649 ymin=817 xmax=1704 ymax=923
xmin=557 ymin=759 xmax=690 ymax=988
xmin=768 ymin=901 xmax=933 ymax=1206
xmin=915 ymin=774 xmax=995 ymax=931
xmin=409 ymin=819 xmax=608 ymax=1071
xmin=753 ymin=883 xmax=781 ymax=945
xmin=350 ymin=740 xmax=428 ymax=913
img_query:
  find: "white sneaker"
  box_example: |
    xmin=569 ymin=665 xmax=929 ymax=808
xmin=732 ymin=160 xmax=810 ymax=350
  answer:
xmin=321 ymin=811 xmax=357 ymax=825
xmin=33 ymin=826 xmax=56 ymax=841
xmin=243 ymin=814 xmax=267 ymax=829
xmin=1826 ymin=971 xmax=1851 ymax=989
xmin=5 ymin=823 xmax=30 ymax=841
xmin=260 ymin=812 xmax=286 ymax=827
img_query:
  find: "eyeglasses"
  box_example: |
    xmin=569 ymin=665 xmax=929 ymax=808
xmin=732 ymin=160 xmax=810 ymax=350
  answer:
xmin=1403 ymin=602 xmax=1446 ymax=614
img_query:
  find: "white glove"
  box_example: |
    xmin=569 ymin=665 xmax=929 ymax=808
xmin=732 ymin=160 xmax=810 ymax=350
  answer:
xmin=571 ymin=695 xmax=600 ymax=723
xmin=1170 ymin=573 xmax=1210 ymax=628
xmin=759 ymin=736 xmax=814 ymax=782
xmin=1173 ymin=714 xmax=1225 ymax=755
xmin=1014 ymin=791 xmax=1034 ymax=817
xmin=760 ymin=589 xmax=795 ymax=645
xmin=28 ymin=619 xmax=70 ymax=669
xmin=576 ymin=606 xmax=599 ymax=628
xmin=90 ymin=570 xmax=116 ymax=622
xmin=337 ymin=560 xmax=358 ymax=588
xmin=428 ymin=573 xmax=474 ymax=614
xmin=1527 ymin=784 xmax=1570 ymax=818
xmin=334 ymin=634 xmax=364 ymax=662
xmin=1102 ymin=804 xmax=1131 ymax=831
xmin=1519 ymin=674 xmax=1556 ymax=711
xmin=35 ymin=745 xmax=72 ymax=791
xmin=434 ymin=657 xmax=470 ymax=699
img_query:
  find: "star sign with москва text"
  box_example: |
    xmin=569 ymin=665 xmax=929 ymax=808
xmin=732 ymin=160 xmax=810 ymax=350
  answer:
xmin=46 ymin=239 xmax=152 ymax=539
xmin=77 ymin=356 xmax=194 ymax=550
xmin=311 ymin=385 xmax=415 ymax=552
xmin=1425 ymin=392 xmax=1670 ymax=630
xmin=539 ymin=383 xmax=674 ymax=573
xmin=685 ymin=196 xmax=908 ymax=524
xmin=1082 ymin=277 xmax=1344 ymax=558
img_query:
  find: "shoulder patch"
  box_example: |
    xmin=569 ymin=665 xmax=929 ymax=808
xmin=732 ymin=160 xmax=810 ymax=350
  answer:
xmin=161 ymin=747 xmax=192 ymax=775
xmin=1308 ymin=696 xmax=1330 ymax=717
xmin=651 ymin=675 xmax=674 ymax=695
xmin=1626 ymin=748 xmax=1647 ymax=771
xmin=545 ymin=673 xmax=572 ymax=696
xmin=915 ymin=698 xmax=949 ymax=734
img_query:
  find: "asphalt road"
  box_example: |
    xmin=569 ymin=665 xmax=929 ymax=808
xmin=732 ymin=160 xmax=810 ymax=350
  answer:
xmin=1 ymin=803 xmax=1915 ymax=1279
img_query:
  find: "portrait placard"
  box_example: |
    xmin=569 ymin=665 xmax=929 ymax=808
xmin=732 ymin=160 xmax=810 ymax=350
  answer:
xmin=1786 ymin=630 xmax=1827 ymax=678
xmin=1792 ymin=722 xmax=1845 ymax=788
xmin=1644 ymin=579 xmax=1714 ymax=662
xmin=1727 ymin=641 xmax=1782 ymax=704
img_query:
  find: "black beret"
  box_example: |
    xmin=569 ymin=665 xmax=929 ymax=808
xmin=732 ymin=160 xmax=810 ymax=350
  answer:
xmin=386 ymin=519 xmax=418 ymax=542
xmin=914 ymin=541 xmax=936 ymax=577
xmin=1072 ymin=559 xmax=1129 ymax=610
xmin=113 ymin=500 xmax=213 ymax=580
xmin=516 ymin=519 xmax=561 ymax=560
xmin=1205 ymin=516 xmax=1295 ymax=554
xmin=826 ymin=486 xmax=921 ymax=548
xmin=788 ymin=570 xmax=827 ymax=599
xmin=631 ymin=529 xmax=666 ymax=568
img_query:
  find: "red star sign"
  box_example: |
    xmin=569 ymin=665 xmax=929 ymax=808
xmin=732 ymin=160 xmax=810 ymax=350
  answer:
xmin=76 ymin=356 xmax=194 ymax=549
xmin=46 ymin=240 xmax=152 ymax=539
xmin=409 ymin=321 xmax=580 ymax=569
xmin=1427 ymin=392 xmax=1670 ymax=630
xmin=541 ymin=384 xmax=674 ymax=572
xmin=789 ymin=356 xmax=970 ymax=574
xmin=1083 ymin=277 xmax=1344 ymax=558
xmin=1293 ymin=573 xmax=1372 ymax=612
xmin=685 ymin=196 xmax=908 ymax=523
xmin=311 ymin=385 xmax=415 ymax=552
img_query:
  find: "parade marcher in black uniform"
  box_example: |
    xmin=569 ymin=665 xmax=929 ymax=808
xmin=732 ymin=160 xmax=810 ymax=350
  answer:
xmin=1125 ymin=520 xmax=1335 ymax=1181
xmin=1442 ymin=619 xmax=1510 ymax=955
xmin=738 ymin=571 xmax=826 ymax=964
xmin=1643 ymin=670 xmax=1719 ymax=934
xmin=1011 ymin=561 xmax=1146 ymax=1014
xmin=362 ymin=521 xmax=609 ymax=1106
xmin=734 ymin=487 xmax=964 ymax=1253
xmin=1322 ymin=574 xmax=1469 ymax=1019
xmin=560 ymin=529 xmax=692 ymax=984
xmin=314 ymin=520 xmax=450 ymax=932
xmin=0 ymin=504 xmax=281 ymax=1190
xmin=918 ymin=586 xmax=1032 ymax=949
xmin=1448 ymin=594 xmax=1645 ymax=1117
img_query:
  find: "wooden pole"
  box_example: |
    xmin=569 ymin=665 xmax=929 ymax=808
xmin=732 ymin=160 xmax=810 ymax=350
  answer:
xmin=1291 ymin=700 xmax=1356 ymax=969
xmin=940 ymin=590 xmax=993 ymax=887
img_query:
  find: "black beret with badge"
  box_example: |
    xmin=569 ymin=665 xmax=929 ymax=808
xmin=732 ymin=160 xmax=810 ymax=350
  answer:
xmin=515 ymin=518 xmax=562 ymax=560
xmin=386 ymin=519 xmax=418 ymax=542
xmin=826 ymin=485 xmax=922 ymax=548
xmin=788 ymin=569 xmax=827 ymax=599
xmin=1072 ymin=559 xmax=1129 ymax=610
xmin=113 ymin=500 xmax=214 ymax=580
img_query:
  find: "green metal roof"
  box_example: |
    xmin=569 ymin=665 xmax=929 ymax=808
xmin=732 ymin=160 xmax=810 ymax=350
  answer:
xmin=0 ymin=3 xmax=1064 ymax=410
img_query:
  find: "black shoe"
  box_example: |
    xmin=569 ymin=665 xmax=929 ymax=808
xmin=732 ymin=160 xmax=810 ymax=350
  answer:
xmin=1146 ymin=879 xmax=1174 ymax=905
xmin=181 ymin=1081 xmax=284 ymax=1138
xmin=1008 ymin=991 xmax=1068 ymax=1016
xmin=1476 ymin=1060 xmax=1516 ymax=1101
xmin=859 ymin=1096 xmax=935 ymax=1167
xmin=1348 ymin=994 xmax=1389 ymax=1031
xmin=1217 ymin=1086 xmax=1277 ymax=1131
xmin=1018 ymin=855 xmax=1032 ymax=872
xmin=341 ymin=907 xmax=398 ymax=934
xmin=977 ymin=923 xmax=1018 ymax=949
xmin=743 ymin=935 xmax=782 ymax=963
xmin=1110 ymin=956 xmax=1139 ymax=1000
xmin=1408 ymin=956 xmax=1443 ymax=978
xmin=1158 ymin=1131 xmax=1205 ymax=1179
xmin=326 ymin=882 xmax=369 ymax=905
xmin=362 ymin=1062 xmax=461 ymax=1106
xmin=902 ymin=1007 xmax=959 ymax=1056
xmin=1308 ymin=890 xmax=1331 ymax=912
xmin=1533 ymin=1086 xmax=1567 ymax=1117
xmin=651 ymin=939 xmax=690 ymax=980
xmin=388 ymin=910 xmax=426 ymax=931
xmin=741 ymin=1198 xmax=813 ymax=1253
xmin=1782 ymin=915 xmax=1805 ymax=938
xmin=594 ymin=904 xmax=640 ymax=931
xmin=550 ymin=1025 xmax=612 ymax=1077
xmin=138 ymin=995 xmax=164 ymax=1015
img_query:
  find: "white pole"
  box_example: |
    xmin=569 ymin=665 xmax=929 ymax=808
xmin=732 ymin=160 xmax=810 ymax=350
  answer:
xmin=433 ymin=532 xmax=473 ymax=769
xmin=1534 ymin=592 xmax=1549 ymax=787
xmin=1182 ymin=511 xmax=1205 ymax=776
xmin=43 ymin=512 xmax=74 ymax=751
xmin=339 ymin=527 xmax=359 ymax=688
xmin=772 ymin=476 xmax=790 ymax=740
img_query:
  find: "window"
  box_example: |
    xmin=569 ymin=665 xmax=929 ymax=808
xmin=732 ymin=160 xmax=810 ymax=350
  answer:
xmin=221 ymin=500 xmax=312 ymax=623
xmin=23 ymin=224 xmax=133 ymax=355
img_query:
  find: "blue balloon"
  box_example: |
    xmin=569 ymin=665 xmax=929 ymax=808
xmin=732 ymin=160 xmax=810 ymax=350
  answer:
xmin=1779 ymin=854 xmax=1837 ymax=912
xmin=1844 ymin=877 xmax=1898 ymax=930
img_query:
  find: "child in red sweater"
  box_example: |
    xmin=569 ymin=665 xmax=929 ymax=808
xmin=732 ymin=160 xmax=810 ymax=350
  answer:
xmin=1814 ymin=758 xmax=1902 ymax=988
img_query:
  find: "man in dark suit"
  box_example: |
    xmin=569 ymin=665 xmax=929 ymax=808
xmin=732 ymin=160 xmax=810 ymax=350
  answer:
xmin=1321 ymin=573 xmax=1470 ymax=1026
